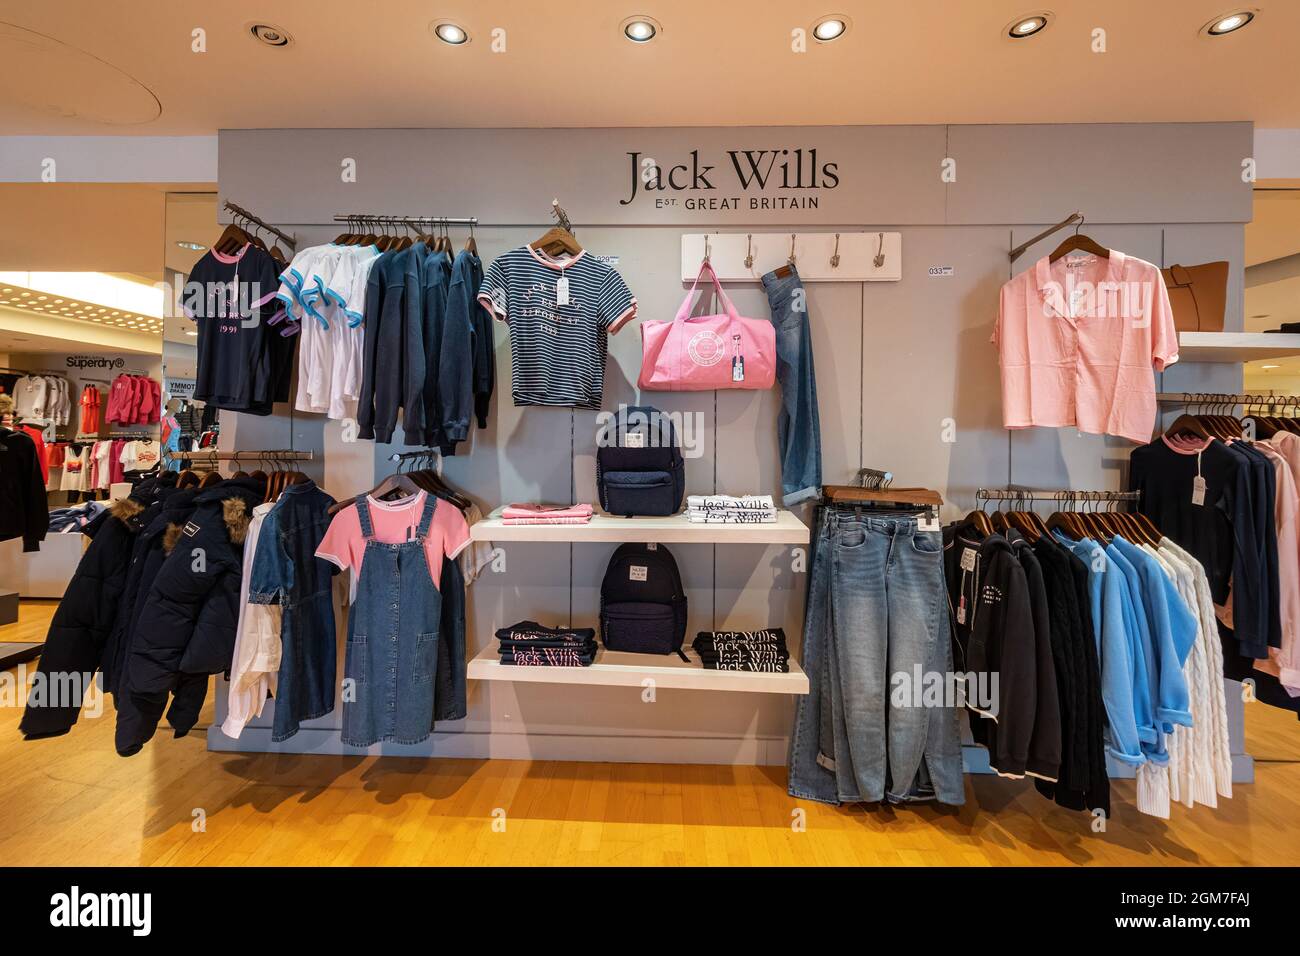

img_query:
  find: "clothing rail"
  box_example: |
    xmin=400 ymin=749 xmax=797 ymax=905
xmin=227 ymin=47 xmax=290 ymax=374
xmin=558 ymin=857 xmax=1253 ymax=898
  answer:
xmin=1008 ymin=211 xmax=1084 ymax=263
xmin=168 ymin=449 xmax=313 ymax=461
xmin=1157 ymin=391 xmax=1297 ymax=405
xmin=223 ymin=200 xmax=297 ymax=250
xmin=976 ymin=488 xmax=1140 ymax=502
xmin=388 ymin=449 xmax=439 ymax=462
xmin=332 ymin=214 xmax=478 ymax=226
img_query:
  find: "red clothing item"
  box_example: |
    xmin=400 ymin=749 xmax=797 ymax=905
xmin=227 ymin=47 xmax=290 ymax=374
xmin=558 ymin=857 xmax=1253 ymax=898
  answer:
xmin=19 ymin=424 xmax=48 ymax=483
xmin=79 ymin=385 xmax=101 ymax=434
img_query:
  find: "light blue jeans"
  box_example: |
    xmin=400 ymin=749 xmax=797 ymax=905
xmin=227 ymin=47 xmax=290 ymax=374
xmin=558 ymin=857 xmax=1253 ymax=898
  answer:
xmin=761 ymin=266 xmax=822 ymax=507
xmin=789 ymin=508 xmax=965 ymax=805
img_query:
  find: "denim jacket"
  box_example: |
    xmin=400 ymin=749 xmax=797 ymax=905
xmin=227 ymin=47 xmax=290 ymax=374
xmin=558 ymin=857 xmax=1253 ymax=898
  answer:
xmin=248 ymin=480 xmax=338 ymax=741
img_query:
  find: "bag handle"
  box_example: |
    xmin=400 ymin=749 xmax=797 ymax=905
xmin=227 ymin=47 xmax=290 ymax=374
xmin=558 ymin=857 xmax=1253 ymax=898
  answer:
xmin=1165 ymin=264 xmax=1192 ymax=287
xmin=674 ymin=260 xmax=739 ymax=323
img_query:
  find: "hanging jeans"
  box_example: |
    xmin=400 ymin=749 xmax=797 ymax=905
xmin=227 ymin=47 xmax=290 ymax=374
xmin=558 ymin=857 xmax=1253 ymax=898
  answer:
xmin=788 ymin=507 xmax=965 ymax=805
xmin=342 ymin=494 xmax=443 ymax=746
xmin=761 ymin=265 xmax=822 ymax=506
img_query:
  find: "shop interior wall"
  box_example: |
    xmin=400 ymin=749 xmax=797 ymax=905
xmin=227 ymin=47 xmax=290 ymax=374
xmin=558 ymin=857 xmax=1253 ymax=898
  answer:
xmin=208 ymin=123 xmax=1249 ymax=762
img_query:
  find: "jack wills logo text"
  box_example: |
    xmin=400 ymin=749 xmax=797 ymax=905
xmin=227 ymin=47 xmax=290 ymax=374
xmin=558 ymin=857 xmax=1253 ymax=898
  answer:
xmin=621 ymin=148 xmax=840 ymax=205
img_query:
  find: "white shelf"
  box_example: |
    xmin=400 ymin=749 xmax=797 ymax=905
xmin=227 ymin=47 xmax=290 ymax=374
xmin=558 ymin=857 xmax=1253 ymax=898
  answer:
xmin=468 ymin=641 xmax=809 ymax=695
xmin=1178 ymin=332 xmax=1300 ymax=364
xmin=469 ymin=507 xmax=809 ymax=544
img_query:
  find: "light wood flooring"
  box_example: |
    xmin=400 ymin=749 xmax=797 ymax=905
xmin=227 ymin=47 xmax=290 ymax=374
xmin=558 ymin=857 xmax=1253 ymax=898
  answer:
xmin=3 ymin=600 xmax=1298 ymax=866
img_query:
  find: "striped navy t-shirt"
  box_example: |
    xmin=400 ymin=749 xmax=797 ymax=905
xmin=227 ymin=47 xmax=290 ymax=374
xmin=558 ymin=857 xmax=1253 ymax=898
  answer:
xmin=477 ymin=246 xmax=636 ymax=409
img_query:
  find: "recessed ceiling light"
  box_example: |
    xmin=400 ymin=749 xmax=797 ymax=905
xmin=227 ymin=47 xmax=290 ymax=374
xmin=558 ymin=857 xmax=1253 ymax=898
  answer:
xmin=248 ymin=23 xmax=293 ymax=48
xmin=432 ymin=21 xmax=469 ymax=45
xmin=1201 ymin=9 xmax=1256 ymax=36
xmin=1261 ymin=363 xmax=1280 ymax=370
xmin=1252 ymin=313 xmax=1271 ymax=318
xmin=176 ymin=241 xmax=207 ymax=252
xmin=185 ymin=329 xmax=198 ymax=337
xmin=812 ymin=16 xmax=849 ymax=42
xmin=622 ymin=16 xmax=661 ymax=42
xmin=1005 ymin=12 xmax=1051 ymax=39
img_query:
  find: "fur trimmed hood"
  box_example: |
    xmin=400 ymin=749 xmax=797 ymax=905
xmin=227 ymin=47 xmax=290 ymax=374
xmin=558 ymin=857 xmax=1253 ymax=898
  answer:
xmin=110 ymin=497 xmax=146 ymax=524
xmin=222 ymin=498 xmax=250 ymax=545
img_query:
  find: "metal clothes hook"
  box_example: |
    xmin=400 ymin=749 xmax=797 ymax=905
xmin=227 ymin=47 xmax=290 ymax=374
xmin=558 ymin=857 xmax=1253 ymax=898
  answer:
xmin=788 ymin=233 xmax=796 ymax=265
xmin=703 ymin=235 xmax=711 ymax=264
xmin=873 ymin=232 xmax=886 ymax=268
xmin=830 ymin=233 xmax=841 ymax=269
xmin=744 ymin=234 xmax=754 ymax=269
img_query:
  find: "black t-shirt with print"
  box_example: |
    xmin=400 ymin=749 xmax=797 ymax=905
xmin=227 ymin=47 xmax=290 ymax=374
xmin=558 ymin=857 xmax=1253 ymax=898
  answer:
xmin=185 ymin=244 xmax=281 ymax=412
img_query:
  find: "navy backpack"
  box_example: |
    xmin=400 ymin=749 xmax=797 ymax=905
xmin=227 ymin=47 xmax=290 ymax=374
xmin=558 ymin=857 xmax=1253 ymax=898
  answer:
xmin=599 ymin=543 xmax=688 ymax=657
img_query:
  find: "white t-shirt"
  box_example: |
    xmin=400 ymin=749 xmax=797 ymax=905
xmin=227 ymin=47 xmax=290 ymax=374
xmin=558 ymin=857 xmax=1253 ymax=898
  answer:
xmin=94 ymin=441 xmax=113 ymax=489
xmin=119 ymin=439 xmax=161 ymax=472
xmin=291 ymin=244 xmax=378 ymax=420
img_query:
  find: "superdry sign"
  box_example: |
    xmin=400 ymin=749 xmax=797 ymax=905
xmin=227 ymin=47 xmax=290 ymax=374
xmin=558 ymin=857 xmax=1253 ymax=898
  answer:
xmin=620 ymin=149 xmax=840 ymax=210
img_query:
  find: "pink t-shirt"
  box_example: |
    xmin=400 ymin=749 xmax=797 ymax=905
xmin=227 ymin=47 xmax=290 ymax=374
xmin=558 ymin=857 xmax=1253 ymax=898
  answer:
xmin=316 ymin=491 xmax=471 ymax=592
xmin=993 ymin=251 xmax=1179 ymax=444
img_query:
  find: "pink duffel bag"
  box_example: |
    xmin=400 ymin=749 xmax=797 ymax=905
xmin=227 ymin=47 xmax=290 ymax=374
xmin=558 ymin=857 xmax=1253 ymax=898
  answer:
xmin=639 ymin=261 xmax=776 ymax=391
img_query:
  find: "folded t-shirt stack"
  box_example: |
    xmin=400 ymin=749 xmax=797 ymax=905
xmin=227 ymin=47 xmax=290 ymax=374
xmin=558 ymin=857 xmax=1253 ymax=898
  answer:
xmin=501 ymin=503 xmax=594 ymax=525
xmin=686 ymin=494 xmax=777 ymax=524
xmin=692 ymin=628 xmax=790 ymax=672
xmin=497 ymin=621 xmax=598 ymax=667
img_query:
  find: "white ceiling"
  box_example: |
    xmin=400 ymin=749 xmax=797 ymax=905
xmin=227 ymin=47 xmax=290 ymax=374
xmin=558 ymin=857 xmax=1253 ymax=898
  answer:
xmin=1 ymin=0 xmax=1298 ymax=134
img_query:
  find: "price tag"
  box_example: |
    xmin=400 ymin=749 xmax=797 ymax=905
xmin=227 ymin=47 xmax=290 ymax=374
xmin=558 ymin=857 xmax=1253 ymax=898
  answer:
xmin=1192 ymin=475 xmax=1207 ymax=506
xmin=556 ymin=275 xmax=570 ymax=306
xmin=918 ymin=516 xmax=940 ymax=532
xmin=957 ymin=596 xmax=967 ymax=625
xmin=960 ymin=547 xmax=977 ymax=572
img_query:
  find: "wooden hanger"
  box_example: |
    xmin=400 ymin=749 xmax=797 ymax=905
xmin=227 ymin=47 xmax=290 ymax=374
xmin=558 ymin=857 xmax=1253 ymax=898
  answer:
xmin=464 ymin=223 xmax=478 ymax=256
xmin=213 ymin=221 xmax=251 ymax=255
xmin=1048 ymin=215 xmax=1110 ymax=263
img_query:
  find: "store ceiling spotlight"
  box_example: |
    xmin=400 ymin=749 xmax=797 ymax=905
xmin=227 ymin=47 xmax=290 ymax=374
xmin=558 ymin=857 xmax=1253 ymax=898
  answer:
xmin=1005 ymin=12 xmax=1052 ymax=39
xmin=1201 ymin=9 xmax=1256 ymax=36
xmin=812 ymin=16 xmax=849 ymax=42
xmin=247 ymin=23 xmax=293 ymax=48
xmin=622 ymin=16 xmax=660 ymax=43
xmin=176 ymin=240 xmax=207 ymax=252
xmin=432 ymin=21 xmax=470 ymax=45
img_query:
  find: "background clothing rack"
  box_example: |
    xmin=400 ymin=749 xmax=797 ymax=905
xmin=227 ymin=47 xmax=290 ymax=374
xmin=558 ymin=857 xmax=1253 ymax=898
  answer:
xmin=976 ymin=487 xmax=1140 ymax=503
xmin=1157 ymin=391 xmax=1297 ymax=405
xmin=332 ymin=213 xmax=478 ymax=226
xmin=223 ymin=200 xmax=297 ymax=250
xmin=168 ymin=449 xmax=313 ymax=462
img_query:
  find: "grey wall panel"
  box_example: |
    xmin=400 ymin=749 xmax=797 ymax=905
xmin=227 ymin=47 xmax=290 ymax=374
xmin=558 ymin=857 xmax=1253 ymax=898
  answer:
xmin=946 ymin=123 xmax=1253 ymax=225
xmin=859 ymin=226 xmax=1010 ymax=515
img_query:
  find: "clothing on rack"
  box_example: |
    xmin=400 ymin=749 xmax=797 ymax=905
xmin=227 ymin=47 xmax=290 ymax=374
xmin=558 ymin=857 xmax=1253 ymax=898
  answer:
xmin=105 ymin=374 xmax=160 ymax=425
xmin=12 ymin=374 xmax=70 ymax=424
xmin=58 ymin=443 xmax=91 ymax=493
xmin=789 ymin=503 xmax=966 ymax=807
xmin=477 ymin=245 xmax=636 ymax=410
xmin=19 ymin=473 xmax=178 ymax=739
xmin=994 ymin=250 xmax=1179 ymax=443
xmin=693 ymin=628 xmax=790 ymax=672
xmin=0 ymin=425 xmax=48 ymax=551
xmin=496 ymin=621 xmax=597 ymax=667
xmin=1129 ymin=434 xmax=1281 ymax=661
xmin=187 ymin=242 xmax=295 ymax=415
xmin=79 ymin=384 xmax=102 ymax=434
xmin=240 ymin=479 xmax=339 ymax=742
xmin=17 ymin=423 xmax=49 ymax=483
xmin=686 ymin=494 xmax=777 ymax=523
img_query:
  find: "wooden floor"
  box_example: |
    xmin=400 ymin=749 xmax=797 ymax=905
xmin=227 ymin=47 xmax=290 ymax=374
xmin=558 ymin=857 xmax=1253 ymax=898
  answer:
xmin=3 ymin=599 xmax=1299 ymax=866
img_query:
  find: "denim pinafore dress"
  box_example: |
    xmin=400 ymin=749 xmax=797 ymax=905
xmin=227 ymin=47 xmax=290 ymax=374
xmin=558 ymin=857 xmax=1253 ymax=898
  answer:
xmin=342 ymin=494 xmax=443 ymax=747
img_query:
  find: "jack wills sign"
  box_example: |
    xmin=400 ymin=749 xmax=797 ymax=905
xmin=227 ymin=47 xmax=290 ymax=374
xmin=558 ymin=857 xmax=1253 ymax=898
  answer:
xmin=621 ymin=148 xmax=839 ymax=210
xmin=217 ymin=125 xmax=957 ymax=225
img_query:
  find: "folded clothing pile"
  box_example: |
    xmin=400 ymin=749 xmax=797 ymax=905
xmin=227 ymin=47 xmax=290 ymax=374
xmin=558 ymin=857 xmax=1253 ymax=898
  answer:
xmin=692 ymin=628 xmax=790 ymax=672
xmin=496 ymin=621 xmax=598 ymax=667
xmin=501 ymin=503 xmax=594 ymax=526
xmin=48 ymin=501 xmax=107 ymax=533
xmin=686 ymin=494 xmax=777 ymax=524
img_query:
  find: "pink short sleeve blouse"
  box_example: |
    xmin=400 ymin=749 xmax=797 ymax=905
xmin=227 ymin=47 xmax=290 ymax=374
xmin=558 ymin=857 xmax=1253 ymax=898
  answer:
xmin=993 ymin=251 xmax=1179 ymax=444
